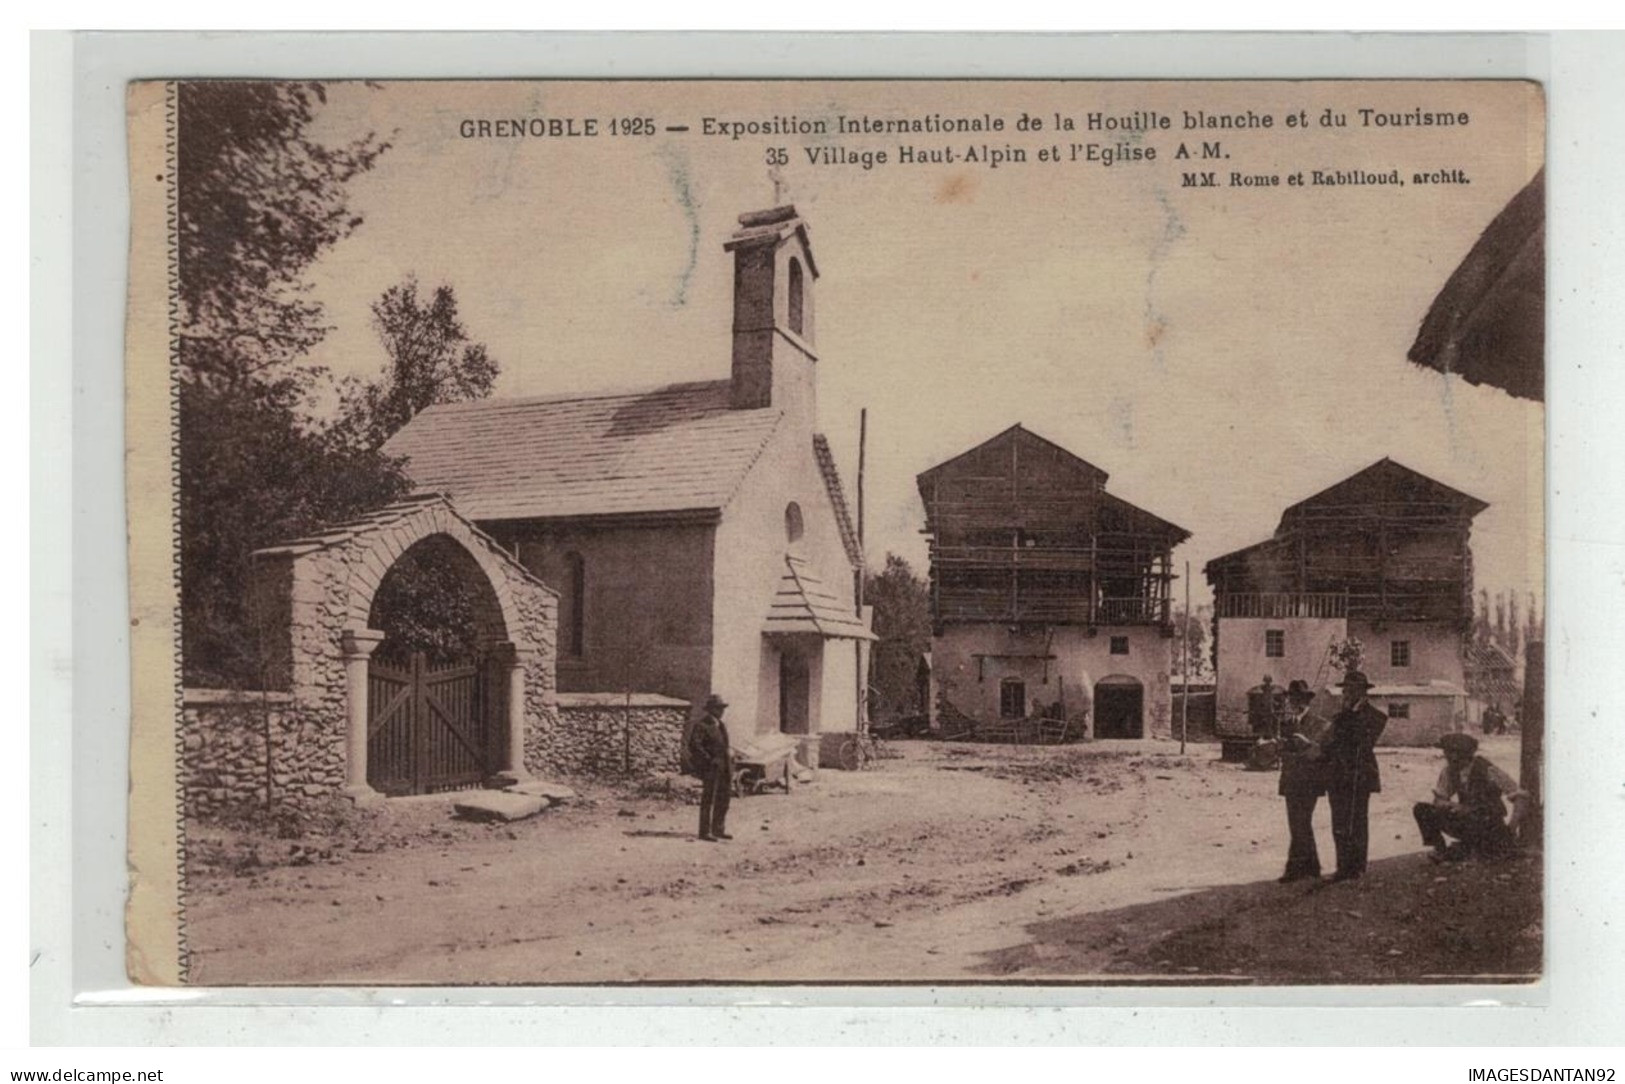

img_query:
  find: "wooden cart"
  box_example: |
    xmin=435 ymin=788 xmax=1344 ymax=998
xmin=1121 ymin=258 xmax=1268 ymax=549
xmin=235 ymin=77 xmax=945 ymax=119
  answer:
xmin=730 ymin=734 xmax=801 ymax=796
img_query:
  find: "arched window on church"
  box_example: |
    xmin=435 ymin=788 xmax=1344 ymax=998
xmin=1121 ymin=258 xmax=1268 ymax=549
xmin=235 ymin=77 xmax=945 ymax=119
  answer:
xmin=787 ymin=257 xmax=805 ymax=337
xmin=562 ymin=551 xmax=586 ymax=658
xmin=785 ymin=502 xmax=805 ymax=543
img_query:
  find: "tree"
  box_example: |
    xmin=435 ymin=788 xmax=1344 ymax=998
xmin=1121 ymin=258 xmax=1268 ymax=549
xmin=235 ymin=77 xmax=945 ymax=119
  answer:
xmin=176 ymin=82 xmax=396 ymax=686
xmin=178 ymin=81 xmax=389 ymax=384
xmin=863 ymin=554 xmax=933 ymax=721
xmin=1327 ymin=636 xmax=1365 ymax=679
xmin=338 ymin=277 xmax=501 ymax=450
xmin=331 ymin=278 xmax=503 ymax=664
xmin=1524 ymin=592 xmax=1544 ymax=647
xmin=1170 ymin=605 xmax=1211 ymax=680
xmin=1507 ymin=592 xmax=1522 ymax=661
xmin=179 ymin=378 xmax=407 ymax=686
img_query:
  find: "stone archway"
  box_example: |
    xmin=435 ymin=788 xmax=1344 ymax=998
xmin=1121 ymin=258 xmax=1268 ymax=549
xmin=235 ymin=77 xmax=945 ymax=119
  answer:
xmin=251 ymin=494 xmax=558 ymax=805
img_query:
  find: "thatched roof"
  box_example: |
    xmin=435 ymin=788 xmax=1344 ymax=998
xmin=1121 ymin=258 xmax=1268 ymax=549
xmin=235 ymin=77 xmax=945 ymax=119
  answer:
xmin=1407 ymin=169 xmax=1544 ymax=402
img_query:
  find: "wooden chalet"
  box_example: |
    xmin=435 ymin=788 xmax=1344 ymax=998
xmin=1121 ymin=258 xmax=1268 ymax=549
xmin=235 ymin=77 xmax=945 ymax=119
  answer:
xmin=1204 ymin=458 xmax=1488 ymax=745
xmin=1206 ymin=457 xmax=1486 ymax=629
xmin=917 ymin=426 xmax=1190 ymax=740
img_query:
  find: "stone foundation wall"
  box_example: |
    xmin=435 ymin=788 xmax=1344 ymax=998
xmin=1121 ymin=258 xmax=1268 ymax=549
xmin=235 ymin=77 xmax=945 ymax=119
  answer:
xmin=538 ymin=693 xmax=690 ymax=777
xmin=180 ymin=689 xmax=338 ymax=816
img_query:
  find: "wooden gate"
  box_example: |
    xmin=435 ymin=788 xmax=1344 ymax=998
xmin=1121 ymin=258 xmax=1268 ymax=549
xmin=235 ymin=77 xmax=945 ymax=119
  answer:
xmin=367 ymin=652 xmax=502 ymax=796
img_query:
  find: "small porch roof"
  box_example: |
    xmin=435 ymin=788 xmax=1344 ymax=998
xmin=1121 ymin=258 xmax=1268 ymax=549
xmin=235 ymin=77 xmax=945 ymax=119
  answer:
xmin=764 ymin=554 xmax=877 ymax=641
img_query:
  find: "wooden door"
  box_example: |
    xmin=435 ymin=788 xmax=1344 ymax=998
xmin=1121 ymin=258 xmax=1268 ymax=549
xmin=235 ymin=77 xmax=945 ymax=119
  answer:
xmin=779 ymin=651 xmax=811 ymax=734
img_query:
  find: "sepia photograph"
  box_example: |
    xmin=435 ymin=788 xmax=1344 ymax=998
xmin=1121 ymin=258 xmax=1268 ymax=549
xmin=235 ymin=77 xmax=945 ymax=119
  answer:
xmin=123 ymin=77 xmax=1546 ymax=987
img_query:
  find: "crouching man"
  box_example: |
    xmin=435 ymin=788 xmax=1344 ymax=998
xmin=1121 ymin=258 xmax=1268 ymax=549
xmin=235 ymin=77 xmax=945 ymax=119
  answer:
xmin=1414 ymin=732 xmax=1528 ymax=862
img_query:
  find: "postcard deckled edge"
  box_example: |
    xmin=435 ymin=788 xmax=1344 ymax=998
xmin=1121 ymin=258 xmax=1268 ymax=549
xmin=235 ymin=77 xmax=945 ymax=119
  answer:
xmin=124 ymin=79 xmax=184 ymax=986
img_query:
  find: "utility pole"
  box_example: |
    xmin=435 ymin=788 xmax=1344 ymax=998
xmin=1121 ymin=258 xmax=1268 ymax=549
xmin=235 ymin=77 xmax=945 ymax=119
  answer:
xmin=856 ymin=408 xmax=868 ymax=729
xmin=1181 ymin=560 xmax=1191 ymax=755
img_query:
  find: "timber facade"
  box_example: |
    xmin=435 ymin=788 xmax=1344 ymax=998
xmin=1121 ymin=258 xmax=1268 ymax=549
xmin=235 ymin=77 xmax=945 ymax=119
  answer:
xmin=1205 ymin=458 xmax=1488 ymax=745
xmin=918 ymin=426 xmax=1190 ymax=740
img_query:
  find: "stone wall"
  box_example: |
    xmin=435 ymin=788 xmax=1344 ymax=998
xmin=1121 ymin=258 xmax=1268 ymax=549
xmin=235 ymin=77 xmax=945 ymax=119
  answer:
xmin=180 ymin=689 xmax=311 ymax=816
xmin=541 ymin=693 xmax=690 ymax=777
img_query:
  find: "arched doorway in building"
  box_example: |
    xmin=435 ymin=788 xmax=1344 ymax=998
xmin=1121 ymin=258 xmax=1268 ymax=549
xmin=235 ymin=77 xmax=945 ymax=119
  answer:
xmin=365 ymin=533 xmax=510 ymax=795
xmin=1094 ymin=675 xmax=1145 ymax=739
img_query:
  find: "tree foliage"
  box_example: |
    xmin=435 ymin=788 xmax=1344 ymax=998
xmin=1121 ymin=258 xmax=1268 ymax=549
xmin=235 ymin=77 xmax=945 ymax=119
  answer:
xmin=179 ymin=378 xmax=408 ymax=687
xmin=1327 ymin=636 xmax=1365 ymax=679
xmin=177 ymin=81 xmax=389 ymax=384
xmin=338 ymin=277 xmax=500 ymax=450
xmin=1169 ymin=605 xmax=1211 ymax=679
xmin=1472 ymin=587 xmax=1543 ymax=670
xmin=367 ymin=536 xmax=484 ymax=667
xmin=176 ymin=82 xmax=400 ymax=687
xmin=864 ymin=554 xmax=933 ymax=720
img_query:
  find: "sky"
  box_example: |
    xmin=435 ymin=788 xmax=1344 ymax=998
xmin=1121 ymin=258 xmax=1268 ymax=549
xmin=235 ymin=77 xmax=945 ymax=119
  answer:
xmin=298 ymin=79 xmax=1545 ymax=610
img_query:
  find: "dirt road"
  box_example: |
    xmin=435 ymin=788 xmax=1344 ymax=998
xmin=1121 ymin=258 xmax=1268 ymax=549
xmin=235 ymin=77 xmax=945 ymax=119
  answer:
xmin=184 ymin=735 xmax=1539 ymax=985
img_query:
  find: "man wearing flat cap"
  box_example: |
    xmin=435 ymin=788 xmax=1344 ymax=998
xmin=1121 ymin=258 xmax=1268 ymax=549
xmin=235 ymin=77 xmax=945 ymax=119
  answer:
xmin=1277 ymin=679 xmax=1332 ymax=882
xmin=1415 ymin=732 xmax=1526 ymax=861
xmin=686 ymin=693 xmax=735 ymax=842
xmin=1323 ymin=670 xmax=1387 ymax=881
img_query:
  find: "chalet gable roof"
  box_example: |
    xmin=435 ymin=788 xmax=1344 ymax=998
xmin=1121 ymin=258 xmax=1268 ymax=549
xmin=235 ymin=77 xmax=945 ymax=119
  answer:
xmin=384 ymin=380 xmax=783 ymax=522
xmin=1101 ymin=491 xmax=1192 ymax=545
xmin=1206 ymin=458 xmax=1489 ymax=578
xmin=917 ymin=423 xmax=1187 ymax=543
xmin=916 ymin=423 xmax=1109 ymax=491
xmin=1280 ymin=457 xmax=1490 ymax=527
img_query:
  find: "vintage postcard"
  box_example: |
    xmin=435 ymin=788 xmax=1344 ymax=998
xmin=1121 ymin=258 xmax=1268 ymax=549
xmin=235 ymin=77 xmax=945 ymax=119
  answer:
xmin=125 ymin=78 xmax=1545 ymax=986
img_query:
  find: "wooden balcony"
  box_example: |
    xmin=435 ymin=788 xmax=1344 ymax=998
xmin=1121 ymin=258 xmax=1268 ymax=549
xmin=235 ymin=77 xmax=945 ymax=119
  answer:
xmin=933 ymin=590 xmax=1169 ymax=627
xmin=1216 ymin=592 xmax=1349 ymax=620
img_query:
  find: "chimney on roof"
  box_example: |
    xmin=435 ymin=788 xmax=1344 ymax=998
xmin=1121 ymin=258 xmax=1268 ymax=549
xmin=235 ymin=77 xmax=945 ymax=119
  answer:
xmin=724 ymin=205 xmax=819 ymax=417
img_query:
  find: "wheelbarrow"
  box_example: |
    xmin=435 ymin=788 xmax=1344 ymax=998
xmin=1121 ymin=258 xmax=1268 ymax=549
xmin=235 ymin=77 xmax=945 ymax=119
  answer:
xmin=729 ymin=734 xmax=801 ymax=796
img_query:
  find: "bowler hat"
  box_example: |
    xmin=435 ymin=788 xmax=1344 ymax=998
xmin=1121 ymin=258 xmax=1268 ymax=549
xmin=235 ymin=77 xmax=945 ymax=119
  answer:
xmin=703 ymin=693 xmax=729 ymax=712
xmin=1285 ymin=679 xmax=1316 ymax=702
xmin=1341 ymin=670 xmax=1372 ymax=689
xmin=1439 ymin=732 xmax=1479 ymax=758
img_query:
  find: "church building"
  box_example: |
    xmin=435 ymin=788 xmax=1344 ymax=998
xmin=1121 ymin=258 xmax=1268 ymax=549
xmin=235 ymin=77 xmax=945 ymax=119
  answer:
xmin=386 ymin=205 xmax=872 ymax=762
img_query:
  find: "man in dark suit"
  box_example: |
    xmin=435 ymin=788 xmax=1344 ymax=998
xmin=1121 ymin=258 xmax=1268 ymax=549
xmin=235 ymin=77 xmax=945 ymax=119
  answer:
xmin=1323 ymin=669 xmax=1387 ymax=881
xmin=1277 ymin=679 xmax=1332 ymax=882
xmin=685 ymin=694 xmax=734 ymax=842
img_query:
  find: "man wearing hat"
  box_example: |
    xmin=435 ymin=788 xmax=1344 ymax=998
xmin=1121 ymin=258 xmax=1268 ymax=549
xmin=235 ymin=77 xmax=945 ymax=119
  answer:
xmin=1322 ymin=670 xmax=1388 ymax=881
xmin=1276 ymin=679 xmax=1333 ymax=882
xmin=686 ymin=694 xmax=735 ymax=842
xmin=1415 ymin=732 xmax=1526 ymax=861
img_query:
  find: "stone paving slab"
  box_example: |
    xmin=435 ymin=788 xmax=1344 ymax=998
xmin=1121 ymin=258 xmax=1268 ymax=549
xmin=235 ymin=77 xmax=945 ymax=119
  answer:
xmin=453 ymin=791 xmax=552 ymax=822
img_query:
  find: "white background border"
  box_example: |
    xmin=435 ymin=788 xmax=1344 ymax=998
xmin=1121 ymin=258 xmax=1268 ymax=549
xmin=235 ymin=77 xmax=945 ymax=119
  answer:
xmin=28 ymin=30 xmax=1625 ymax=1046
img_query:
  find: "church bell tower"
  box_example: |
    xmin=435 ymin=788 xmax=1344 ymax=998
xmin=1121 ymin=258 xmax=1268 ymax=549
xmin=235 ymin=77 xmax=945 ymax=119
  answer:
xmin=724 ymin=204 xmax=819 ymax=423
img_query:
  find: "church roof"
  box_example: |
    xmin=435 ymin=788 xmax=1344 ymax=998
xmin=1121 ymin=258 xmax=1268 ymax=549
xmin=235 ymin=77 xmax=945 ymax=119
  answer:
xmin=813 ymin=434 xmax=863 ymax=569
xmin=764 ymin=554 xmax=877 ymax=640
xmin=384 ymin=380 xmax=784 ymax=521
